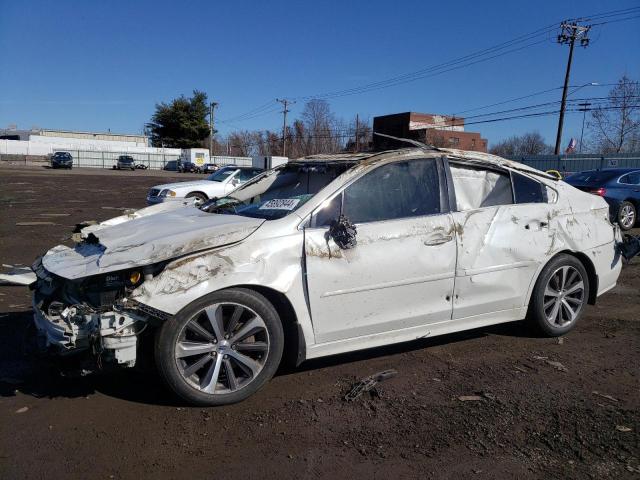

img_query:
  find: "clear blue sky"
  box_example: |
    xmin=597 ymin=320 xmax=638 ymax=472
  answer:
xmin=1 ymin=0 xmax=638 ymax=147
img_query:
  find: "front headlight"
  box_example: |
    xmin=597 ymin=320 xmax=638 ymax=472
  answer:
xmin=159 ymin=189 xmax=177 ymax=198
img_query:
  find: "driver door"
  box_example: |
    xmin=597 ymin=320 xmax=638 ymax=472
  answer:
xmin=303 ymin=158 xmax=456 ymax=343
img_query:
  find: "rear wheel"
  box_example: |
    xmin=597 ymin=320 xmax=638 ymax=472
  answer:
xmin=527 ymin=254 xmax=589 ymax=336
xmin=618 ymin=201 xmax=636 ymax=230
xmin=155 ymin=288 xmax=284 ymax=406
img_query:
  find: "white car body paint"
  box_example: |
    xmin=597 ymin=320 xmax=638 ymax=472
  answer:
xmin=146 ymin=167 xmax=262 ymax=205
xmin=37 ymin=147 xmax=623 ymax=364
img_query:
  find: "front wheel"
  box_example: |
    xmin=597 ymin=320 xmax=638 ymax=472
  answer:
xmin=527 ymin=254 xmax=589 ymax=336
xmin=618 ymin=201 xmax=636 ymax=231
xmin=185 ymin=191 xmax=207 ymax=205
xmin=155 ymin=288 xmax=284 ymax=406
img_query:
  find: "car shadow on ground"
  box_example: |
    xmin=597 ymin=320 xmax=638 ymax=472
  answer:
xmin=0 ymin=308 xmax=538 ymax=406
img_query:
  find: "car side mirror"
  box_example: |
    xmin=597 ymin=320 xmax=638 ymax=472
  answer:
xmin=328 ymin=215 xmax=357 ymax=249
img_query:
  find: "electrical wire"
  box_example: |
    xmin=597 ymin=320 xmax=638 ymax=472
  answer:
xmin=218 ymin=7 xmax=639 ymax=128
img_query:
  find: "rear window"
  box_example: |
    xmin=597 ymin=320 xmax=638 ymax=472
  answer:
xmin=512 ymin=172 xmax=546 ymax=204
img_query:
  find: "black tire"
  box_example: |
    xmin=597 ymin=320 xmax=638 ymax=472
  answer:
xmin=617 ymin=201 xmax=636 ymax=231
xmin=186 ymin=191 xmax=207 ymax=204
xmin=155 ymin=288 xmax=284 ymax=406
xmin=527 ymin=254 xmax=590 ymax=337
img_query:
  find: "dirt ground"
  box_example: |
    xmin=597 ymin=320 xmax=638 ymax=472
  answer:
xmin=0 ymin=165 xmax=638 ymax=480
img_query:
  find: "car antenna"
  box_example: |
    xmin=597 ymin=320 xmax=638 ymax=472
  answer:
xmin=373 ymin=132 xmax=441 ymax=150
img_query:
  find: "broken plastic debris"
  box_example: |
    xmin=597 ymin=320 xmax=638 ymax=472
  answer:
xmin=616 ymin=425 xmax=632 ymax=432
xmin=0 ymin=266 xmax=36 ymax=286
xmin=344 ymin=369 xmax=397 ymax=401
xmin=458 ymin=395 xmax=483 ymax=402
xmin=592 ymin=391 xmax=619 ymax=403
xmin=15 ymin=222 xmax=55 ymax=226
xmin=15 ymin=407 xmax=29 ymax=413
xmin=546 ymin=360 xmax=568 ymax=372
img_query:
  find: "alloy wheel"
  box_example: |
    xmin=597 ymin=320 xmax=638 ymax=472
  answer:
xmin=543 ymin=266 xmax=585 ymax=327
xmin=620 ymin=204 xmax=635 ymax=229
xmin=174 ymin=303 xmax=270 ymax=395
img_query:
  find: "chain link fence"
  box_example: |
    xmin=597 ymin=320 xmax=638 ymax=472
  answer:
xmin=506 ymin=152 xmax=640 ymax=175
xmin=0 ymin=150 xmax=253 ymax=170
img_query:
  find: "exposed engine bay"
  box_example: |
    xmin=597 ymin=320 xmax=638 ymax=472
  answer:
xmin=31 ymin=256 xmax=166 ymax=369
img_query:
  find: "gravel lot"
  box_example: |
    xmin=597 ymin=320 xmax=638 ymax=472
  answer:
xmin=0 ymin=166 xmax=638 ymax=479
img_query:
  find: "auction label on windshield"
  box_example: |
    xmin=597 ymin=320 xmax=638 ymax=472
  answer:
xmin=259 ymin=198 xmax=300 ymax=210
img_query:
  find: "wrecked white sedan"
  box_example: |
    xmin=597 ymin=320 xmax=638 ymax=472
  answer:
xmin=32 ymin=145 xmax=624 ymax=405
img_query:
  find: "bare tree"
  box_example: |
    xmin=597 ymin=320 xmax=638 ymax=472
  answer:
xmin=301 ymin=99 xmax=341 ymax=155
xmin=489 ymin=131 xmax=552 ymax=157
xmin=344 ymin=115 xmax=373 ymax=152
xmin=587 ymin=76 xmax=640 ymax=153
xmin=227 ymin=130 xmax=259 ymax=157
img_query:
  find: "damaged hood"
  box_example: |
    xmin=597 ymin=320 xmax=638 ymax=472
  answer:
xmin=42 ymin=207 xmax=265 ymax=280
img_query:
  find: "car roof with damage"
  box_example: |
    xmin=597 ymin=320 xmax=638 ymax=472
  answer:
xmin=290 ymin=147 xmax=555 ymax=180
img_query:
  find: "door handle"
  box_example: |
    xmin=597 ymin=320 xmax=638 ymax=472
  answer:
xmin=424 ymin=234 xmax=453 ymax=246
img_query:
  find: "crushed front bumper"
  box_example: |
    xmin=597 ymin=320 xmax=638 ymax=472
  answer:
xmin=32 ymin=298 xmax=78 ymax=351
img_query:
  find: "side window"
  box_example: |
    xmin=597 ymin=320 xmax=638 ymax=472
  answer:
xmin=237 ymin=169 xmax=257 ymax=182
xmin=449 ymin=163 xmax=513 ymax=210
xmin=342 ymin=159 xmax=441 ymax=224
xmin=512 ymin=172 xmax=546 ymax=204
xmin=311 ymin=194 xmax=342 ymax=228
xmin=620 ymin=173 xmax=640 ymax=185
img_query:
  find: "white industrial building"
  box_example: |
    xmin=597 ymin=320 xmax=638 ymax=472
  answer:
xmin=0 ymin=126 xmax=176 ymax=156
xmin=0 ymin=125 xmax=254 ymax=169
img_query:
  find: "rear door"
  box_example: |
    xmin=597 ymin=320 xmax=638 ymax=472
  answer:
xmin=304 ymin=157 xmax=456 ymax=343
xmin=447 ymin=161 xmax=554 ymax=319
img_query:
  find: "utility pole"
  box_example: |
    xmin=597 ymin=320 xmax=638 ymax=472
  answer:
xmin=209 ymin=102 xmax=218 ymax=156
xmin=276 ymin=98 xmax=295 ymax=156
xmin=554 ymin=21 xmax=590 ymax=155
xmin=355 ymin=114 xmax=359 ymax=153
xmin=578 ymin=102 xmax=591 ymax=153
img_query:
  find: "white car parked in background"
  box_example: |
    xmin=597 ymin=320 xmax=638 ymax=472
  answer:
xmin=146 ymin=166 xmax=264 ymax=205
xmin=33 ymin=145 xmax=626 ymax=406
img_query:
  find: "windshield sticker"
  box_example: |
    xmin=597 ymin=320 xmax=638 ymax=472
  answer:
xmin=259 ymin=198 xmax=300 ymax=210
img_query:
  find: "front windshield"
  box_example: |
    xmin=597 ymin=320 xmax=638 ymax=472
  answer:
xmin=207 ymin=167 xmax=237 ymax=182
xmin=200 ymin=162 xmax=354 ymax=220
xmin=120 ymin=157 xmax=133 ymax=163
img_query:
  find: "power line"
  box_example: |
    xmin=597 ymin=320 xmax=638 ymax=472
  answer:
xmin=218 ymin=7 xmax=639 ymax=129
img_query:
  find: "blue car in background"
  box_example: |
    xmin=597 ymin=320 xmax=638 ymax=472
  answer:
xmin=565 ymin=168 xmax=640 ymax=230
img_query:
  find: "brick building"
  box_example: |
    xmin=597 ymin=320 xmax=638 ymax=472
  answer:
xmin=373 ymin=112 xmax=488 ymax=152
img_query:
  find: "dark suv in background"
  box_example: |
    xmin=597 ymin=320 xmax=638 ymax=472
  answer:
xmin=565 ymin=168 xmax=640 ymax=230
xmin=179 ymin=161 xmax=202 ymax=173
xmin=163 ymin=160 xmax=180 ymax=171
xmin=51 ymin=151 xmax=73 ymax=169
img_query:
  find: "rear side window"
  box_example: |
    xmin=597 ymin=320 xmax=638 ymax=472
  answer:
xmin=449 ymin=164 xmax=513 ymax=210
xmin=342 ymin=159 xmax=441 ymax=224
xmin=620 ymin=173 xmax=640 ymax=185
xmin=237 ymin=169 xmax=262 ymax=181
xmin=512 ymin=172 xmax=546 ymax=204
